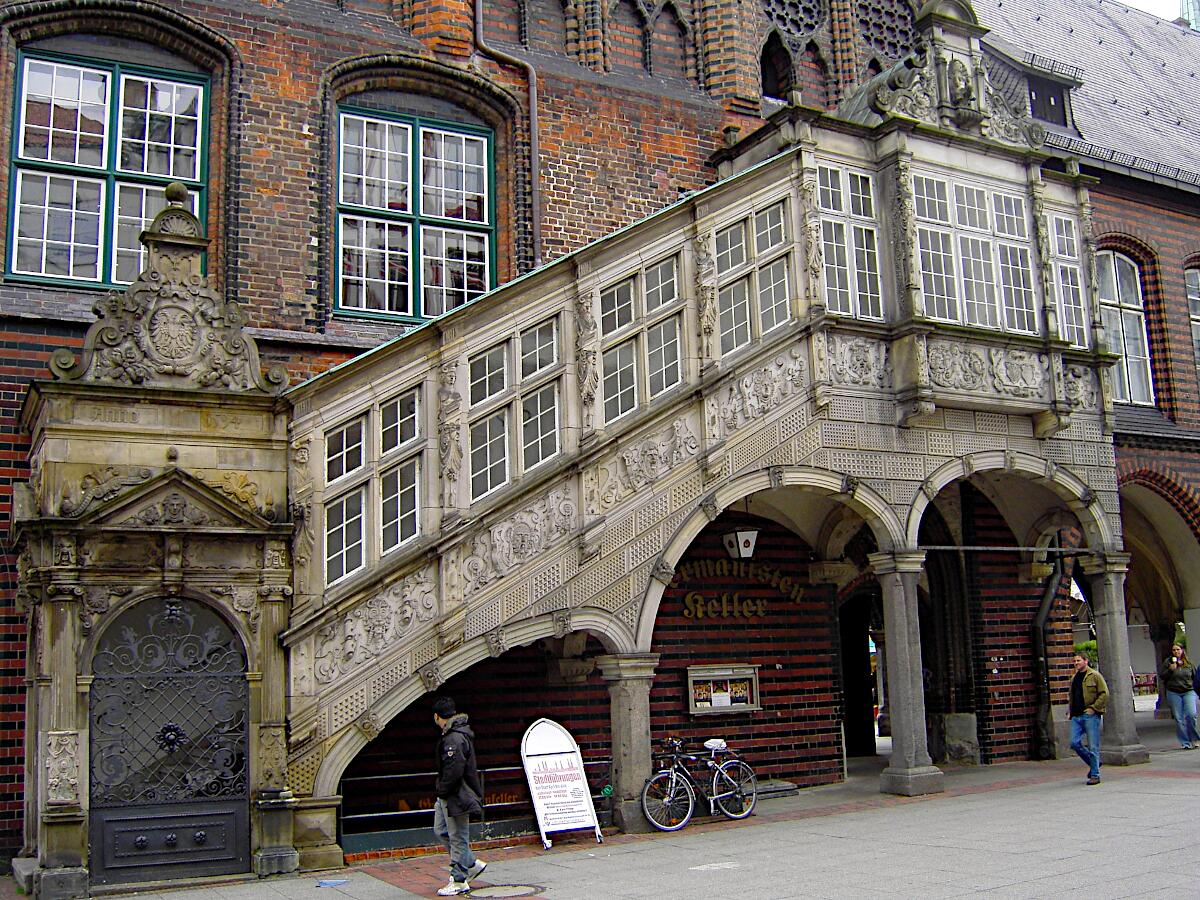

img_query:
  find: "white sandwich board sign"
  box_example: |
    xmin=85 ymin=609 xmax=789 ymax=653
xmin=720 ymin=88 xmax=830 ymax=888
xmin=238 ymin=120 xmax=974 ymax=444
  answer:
xmin=520 ymin=718 xmax=603 ymax=849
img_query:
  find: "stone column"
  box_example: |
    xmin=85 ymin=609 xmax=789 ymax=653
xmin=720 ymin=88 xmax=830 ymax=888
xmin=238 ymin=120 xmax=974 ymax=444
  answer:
xmin=868 ymin=551 xmax=944 ymax=796
xmin=1081 ymin=553 xmax=1149 ymax=765
xmin=253 ymin=586 xmax=300 ymax=875
xmin=595 ymin=654 xmax=659 ymax=832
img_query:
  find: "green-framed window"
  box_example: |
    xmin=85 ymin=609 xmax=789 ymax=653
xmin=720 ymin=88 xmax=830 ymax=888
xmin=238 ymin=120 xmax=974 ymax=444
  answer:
xmin=336 ymin=106 xmax=494 ymax=321
xmin=8 ymin=51 xmax=207 ymax=287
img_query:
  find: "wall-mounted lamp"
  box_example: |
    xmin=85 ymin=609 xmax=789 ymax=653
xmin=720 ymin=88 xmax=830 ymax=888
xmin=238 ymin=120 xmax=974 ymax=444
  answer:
xmin=722 ymin=529 xmax=758 ymax=559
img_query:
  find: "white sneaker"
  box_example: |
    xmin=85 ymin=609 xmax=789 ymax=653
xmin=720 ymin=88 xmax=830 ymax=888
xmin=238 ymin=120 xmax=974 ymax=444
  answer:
xmin=465 ymin=860 xmax=487 ymax=882
xmin=437 ymin=881 xmax=470 ymax=896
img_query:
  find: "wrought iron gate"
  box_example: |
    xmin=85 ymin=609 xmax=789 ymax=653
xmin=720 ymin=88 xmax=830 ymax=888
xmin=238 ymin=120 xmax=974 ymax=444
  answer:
xmin=89 ymin=597 xmax=250 ymax=885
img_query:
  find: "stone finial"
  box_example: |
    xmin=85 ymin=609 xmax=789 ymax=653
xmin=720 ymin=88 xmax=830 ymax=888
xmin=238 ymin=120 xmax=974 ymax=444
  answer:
xmin=49 ymin=182 xmax=288 ymax=394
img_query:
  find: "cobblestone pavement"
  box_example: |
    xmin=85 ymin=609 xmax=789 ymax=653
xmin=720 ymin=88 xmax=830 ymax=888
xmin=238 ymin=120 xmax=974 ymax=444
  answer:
xmin=86 ymin=709 xmax=1200 ymax=900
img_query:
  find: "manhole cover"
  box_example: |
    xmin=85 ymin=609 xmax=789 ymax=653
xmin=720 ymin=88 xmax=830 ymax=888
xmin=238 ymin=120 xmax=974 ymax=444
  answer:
xmin=467 ymin=886 xmax=544 ymax=898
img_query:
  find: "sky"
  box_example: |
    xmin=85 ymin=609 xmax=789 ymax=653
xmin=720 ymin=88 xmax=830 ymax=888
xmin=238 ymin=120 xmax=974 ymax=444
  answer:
xmin=1119 ymin=0 xmax=1184 ymax=19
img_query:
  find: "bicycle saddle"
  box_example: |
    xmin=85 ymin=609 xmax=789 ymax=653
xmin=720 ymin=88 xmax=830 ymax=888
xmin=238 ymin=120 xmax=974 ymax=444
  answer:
xmin=703 ymin=738 xmax=727 ymax=751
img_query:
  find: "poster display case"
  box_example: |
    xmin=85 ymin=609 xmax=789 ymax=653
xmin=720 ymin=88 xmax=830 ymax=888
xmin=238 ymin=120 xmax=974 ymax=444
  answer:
xmin=687 ymin=664 xmax=761 ymax=715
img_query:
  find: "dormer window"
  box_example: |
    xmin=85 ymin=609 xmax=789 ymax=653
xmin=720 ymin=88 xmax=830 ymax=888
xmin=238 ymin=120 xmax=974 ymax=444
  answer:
xmin=1028 ymin=75 xmax=1067 ymax=127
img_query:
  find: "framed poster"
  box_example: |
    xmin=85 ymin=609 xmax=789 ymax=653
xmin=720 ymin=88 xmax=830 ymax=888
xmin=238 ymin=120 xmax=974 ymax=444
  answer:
xmin=687 ymin=665 xmax=761 ymax=715
xmin=520 ymin=718 xmax=603 ymax=849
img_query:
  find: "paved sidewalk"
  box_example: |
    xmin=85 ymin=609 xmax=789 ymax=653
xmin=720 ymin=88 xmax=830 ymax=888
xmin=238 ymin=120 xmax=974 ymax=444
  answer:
xmin=88 ymin=709 xmax=1200 ymax=899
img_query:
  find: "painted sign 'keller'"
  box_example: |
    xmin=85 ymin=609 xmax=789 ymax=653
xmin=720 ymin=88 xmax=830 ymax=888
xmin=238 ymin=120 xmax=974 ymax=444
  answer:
xmin=520 ymin=718 xmax=603 ymax=849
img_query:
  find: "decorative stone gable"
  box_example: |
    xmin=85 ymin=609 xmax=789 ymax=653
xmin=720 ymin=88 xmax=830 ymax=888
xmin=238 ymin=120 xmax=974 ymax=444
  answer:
xmin=868 ymin=0 xmax=1045 ymax=149
xmin=49 ymin=183 xmax=287 ymax=394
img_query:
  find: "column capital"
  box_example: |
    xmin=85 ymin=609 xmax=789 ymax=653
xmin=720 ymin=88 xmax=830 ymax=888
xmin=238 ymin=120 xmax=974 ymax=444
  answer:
xmin=1079 ymin=551 xmax=1130 ymax=577
xmin=595 ymin=653 xmax=660 ymax=682
xmin=867 ymin=549 xmax=926 ymax=576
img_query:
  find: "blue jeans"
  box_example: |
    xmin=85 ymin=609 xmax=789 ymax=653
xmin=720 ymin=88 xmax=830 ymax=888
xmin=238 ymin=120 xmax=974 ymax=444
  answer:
xmin=1069 ymin=713 xmax=1102 ymax=778
xmin=1165 ymin=690 xmax=1200 ymax=747
xmin=433 ymin=798 xmax=477 ymax=882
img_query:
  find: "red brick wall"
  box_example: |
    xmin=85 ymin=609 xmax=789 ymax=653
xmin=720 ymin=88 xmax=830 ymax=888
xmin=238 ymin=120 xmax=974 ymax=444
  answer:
xmin=1090 ymin=179 xmax=1200 ymax=428
xmin=0 ymin=321 xmax=85 ymax=847
xmin=960 ymin=484 xmax=1075 ymax=763
xmin=651 ymin=517 xmax=844 ymax=786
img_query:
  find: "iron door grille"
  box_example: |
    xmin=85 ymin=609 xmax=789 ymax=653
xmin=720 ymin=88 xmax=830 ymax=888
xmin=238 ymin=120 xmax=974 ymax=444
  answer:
xmin=89 ymin=598 xmax=250 ymax=884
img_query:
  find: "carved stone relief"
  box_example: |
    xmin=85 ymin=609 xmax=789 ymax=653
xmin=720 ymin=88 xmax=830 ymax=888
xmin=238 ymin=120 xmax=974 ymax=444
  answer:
xmin=463 ymin=488 xmax=576 ymax=595
xmin=48 ymin=189 xmax=287 ymax=393
xmin=587 ymin=417 xmax=700 ymax=512
xmin=355 ymin=711 xmax=382 ymax=742
xmin=120 ymin=491 xmax=211 ymax=526
xmin=205 ymin=471 xmax=274 ymax=519
xmin=799 ymin=169 xmax=823 ymax=305
xmin=709 ymin=348 xmax=807 ymax=440
xmin=213 ymin=585 xmax=260 ymax=633
xmin=893 ymin=158 xmax=917 ymax=315
xmin=694 ymin=235 xmax=718 ymax=361
xmin=1064 ymin=366 xmax=1098 ymax=410
xmin=59 ymin=466 xmax=154 ymax=517
xmin=46 ymin=731 xmax=80 ymax=806
xmin=313 ymin=565 xmax=437 ymax=684
xmin=829 ymin=335 xmax=891 ymax=388
xmin=575 ymin=292 xmax=600 ymax=431
xmin=990 ymin=348 xmax=1049 ymax=399
xmin=291 ymin=500 xmax=315 ymax=597
xmin=419 ymin=660 xmax=443 ymax=692
xmin=438 ymin=363 xmax=462 ymax=510
xmin=872 ymin=47 xmax=938 ymax=124
xmin=259 ymin=725 xmax=288 ymax=792
xmin=927 ymin=342 xmax=986 ymax=391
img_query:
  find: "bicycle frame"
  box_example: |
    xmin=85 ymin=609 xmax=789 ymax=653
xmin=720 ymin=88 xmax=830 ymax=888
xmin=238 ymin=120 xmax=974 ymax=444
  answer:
xmin=653 ymin=744 xmax=742 ymax=816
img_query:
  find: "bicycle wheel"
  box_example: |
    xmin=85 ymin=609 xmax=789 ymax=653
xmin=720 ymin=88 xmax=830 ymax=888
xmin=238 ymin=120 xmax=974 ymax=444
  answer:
xmin=712 ymin=759 xmax=757 ymax=820
xmin=641 ymin=770 xmax=695 ymax=831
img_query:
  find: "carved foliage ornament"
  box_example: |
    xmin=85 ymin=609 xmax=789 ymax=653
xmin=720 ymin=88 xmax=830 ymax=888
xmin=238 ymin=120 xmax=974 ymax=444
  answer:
xmin=463 ymin=488 xmax=576 ymax=595
xmin=49 ymin=187 xmax=286 ymax=393
xmin=871 ymin=46 xmax=938 ymax=124
xmin=60 ymin=466 xmax=154 ymax=517
xmin=313 ymin=566 xmax=436 ymax=684
xmin=588 ymin=417 xmax=699 ymax=512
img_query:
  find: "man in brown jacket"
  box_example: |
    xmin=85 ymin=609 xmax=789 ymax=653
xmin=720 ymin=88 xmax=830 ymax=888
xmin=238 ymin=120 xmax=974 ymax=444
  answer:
xmin=1068 ymin=653 xmax=1108 ymax=785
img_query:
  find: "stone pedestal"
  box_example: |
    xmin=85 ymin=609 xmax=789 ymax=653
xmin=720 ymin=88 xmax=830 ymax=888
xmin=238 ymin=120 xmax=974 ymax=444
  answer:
xmin=595 ymin=654 xmax=659 ymax=833
xmin=254 ymin=794 xmax=300 ymax=876
xmin=869 ymin=551 xmax=945 ymax=796
xmin=294 ymin=796 xmax=344 ymax=871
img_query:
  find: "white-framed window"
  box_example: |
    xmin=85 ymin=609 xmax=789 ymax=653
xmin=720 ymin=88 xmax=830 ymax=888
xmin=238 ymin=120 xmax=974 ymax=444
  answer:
xmin=1097 ymin=250 xmax=1153 ymax=404
xmin=337 ymin=108 xmax=492 ymax=319
xmin=817 ymin=166 xmax=881 ymax=320
xmin=9 ymin=54 xmax=207 ymax=287
xmin=1051 ymin=216 xmax=1087 ymax=348
xmin=599 ymin=255 xmax=685 ymax=423
xmin=712 ymin=199 xmax=792 ymax=358
xmin=466 ymin=317 xmax=562 ymax=497
xmin=469 ymin=409 xmax=508 ymax=499
xmin=1188 ymin=268 xmax=1200 ymax=378
xmin=522 ymin=383 xmax=559 ymax=470
xmin=325 ymin=488 xmax=365 ymax=585
xmin=326 ymin=417 xmax=365 ymax=483
xmin=913 ymin=172 xmax=1043 ymax=335
xmin=322 ymin=384 xmax=424 ymax=586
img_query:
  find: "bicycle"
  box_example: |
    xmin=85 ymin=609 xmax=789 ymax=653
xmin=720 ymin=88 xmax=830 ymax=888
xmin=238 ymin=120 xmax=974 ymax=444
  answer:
xmin=640 ymin=737 xmax=758 ymax=831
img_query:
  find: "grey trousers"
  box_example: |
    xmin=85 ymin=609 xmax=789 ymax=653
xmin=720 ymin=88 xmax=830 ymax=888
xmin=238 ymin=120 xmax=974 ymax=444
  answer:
xmin=433 ymin=797 xmax=478 ymax=882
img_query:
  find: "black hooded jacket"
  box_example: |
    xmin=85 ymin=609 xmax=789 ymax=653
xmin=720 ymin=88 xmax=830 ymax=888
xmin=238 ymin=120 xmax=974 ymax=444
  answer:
xmin=435 ymin=713 xmax=484 ymax=817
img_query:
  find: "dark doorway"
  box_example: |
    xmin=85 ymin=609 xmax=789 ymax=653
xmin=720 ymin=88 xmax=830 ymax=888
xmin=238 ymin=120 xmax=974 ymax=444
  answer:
xmin=839 ymin=590 xmax=880 ymax=757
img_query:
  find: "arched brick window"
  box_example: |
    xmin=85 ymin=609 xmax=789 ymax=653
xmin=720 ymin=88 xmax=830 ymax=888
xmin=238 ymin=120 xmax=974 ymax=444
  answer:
xmin=327 ymin=58 xmax=523 ymax=323
xmin=528 ymin=0 xmax=571 ymax=54
xmin=1 ymin=5 xmax=234 ymax=291
xmin=650 ymin=4 xmax=689 ymax=80
xmin=1097 ymin=249 xmax=1153 ymax=405
xmin=761 ymin=32 xmax=793 ymax=100
xmin=608 ymin=0 xmax=647 ymax=73
xmin=1186 ymin=266 xmax=1200 ymax=379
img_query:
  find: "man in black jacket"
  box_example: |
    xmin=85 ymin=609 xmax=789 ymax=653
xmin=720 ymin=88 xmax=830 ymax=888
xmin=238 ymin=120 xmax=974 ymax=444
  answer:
xmin=432 ymin=696 xmax=486 ymax=896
